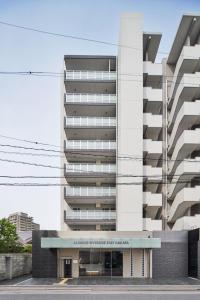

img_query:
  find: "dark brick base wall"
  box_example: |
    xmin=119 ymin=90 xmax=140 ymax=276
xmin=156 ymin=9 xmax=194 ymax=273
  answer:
xmin=198 ymin=241 xmax=200 ymax=279
xmin=152 ymin=231 xmax=188 ymax=278
xmin=188 ymin=229 xmax=199 ymax=278
xmin=32 ymin=231 xmax=57 ymax=278
xmin=152 ymin=242 xmax=188 ymax=278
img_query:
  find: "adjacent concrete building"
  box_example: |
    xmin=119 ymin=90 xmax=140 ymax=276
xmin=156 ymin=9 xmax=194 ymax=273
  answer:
xmin=8 ymin=212 xmax=40 ymax=232
xmin=163 ymin=14 xmax=200 ymax=231
xmin=33 ymin=13 xmax=200 ymax=279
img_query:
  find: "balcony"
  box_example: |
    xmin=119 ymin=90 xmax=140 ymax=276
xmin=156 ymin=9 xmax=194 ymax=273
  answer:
xmin=168 ymin=186 xmax=200 ymax=223
xmin=143 ymin=62 xmax=162 ymax=89
xmin=64 ymin=186 xmax=116 ymax=204
xmin=169 ymin=45 xmax=200 ymax=102
xmin=172 ymin=214 xmax=200 ymax=231
xmin=143 ymin=218 xmax=162 ymax=231
xmin=143 ymin=113 xmax=162 ymax=141
xmin=65 ymin=116 xmax=116 ymax=140
xmin=143 ymin=166 xmax=162 ymax=181
xmin=64 ymin=140 xmax=116 ymax=162
xmin=65 ymin=163 xmax=116 ymax=184
xmin=64 ymin=210 xmax=116 ymax=225
xmin=143 ymin=192 xmax=162 ymax=219
xmin=143 ymin=165 xmax=162 ymax=193
xmin=168 ymin=158 xmax=200 ymax=200
xmin=168 ymin=101 xmax=200 ymax=154
xmin=168 ymin=129 xmax=200 ymax=175
xmin=143 ymin=87 xmax=162 ymax=114
xmin=64 ymin=93 xmax=116 ymax=117
xmin=143 ymin=139 xmax=162 ymax=167
xmin=65 ymin=70 xmax=116 ymax=81
xmin=64 ymin=56 xmax=116 ymax=94
xmin=65 ymin=93 xmax=116 ymax=104
xmin=168 ymin=73 xmax=200 ymax=125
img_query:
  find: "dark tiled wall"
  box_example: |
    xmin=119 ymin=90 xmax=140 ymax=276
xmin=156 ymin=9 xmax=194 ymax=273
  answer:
xmin=152 ymin=231 xmax=188 ymax=278
xmin=188 ymin=229 xmax=199 ymax=278
xmin=152 ymin=242 xmax=188 ymax=278
xmin=32 ymin=231 xmax=57 ymax=278
xmin=197 ymin=241 xmax=200 ymax=279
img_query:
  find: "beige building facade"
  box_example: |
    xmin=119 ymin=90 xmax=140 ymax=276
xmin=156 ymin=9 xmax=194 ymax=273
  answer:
xmin=8 ymin=212 xmax=40 ymax=232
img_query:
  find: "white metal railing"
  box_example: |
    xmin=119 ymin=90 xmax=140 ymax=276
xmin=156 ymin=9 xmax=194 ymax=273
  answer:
xmin=65 ymin=140 xmax=116 ymax=150
xmin=65 ymin=164 xmax=116 ymax=174
xmin=65 ymin=186 xmax=116 ymax=197
xmin=65 ymin=116 xmax=116 ymax=127
xmin=65 ymin=93 xmax=116 ymax=104
xmin=65 ymin=210 xmax=116 ymax=220
xmin=65 ymin=70 xmax=116 ymax=81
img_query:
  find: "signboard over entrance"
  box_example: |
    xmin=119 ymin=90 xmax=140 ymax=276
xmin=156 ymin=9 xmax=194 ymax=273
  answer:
xmin=41 ymin=237 xmax=161 ymax=249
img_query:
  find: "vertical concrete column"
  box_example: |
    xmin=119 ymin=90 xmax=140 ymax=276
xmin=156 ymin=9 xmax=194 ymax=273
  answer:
xmin=117 ymin=13 xmax=143 ymax=231
xmin=123 ymin=249 xmax=131 ymax=277
xmin=149 ymin=249 xmax=153 ymax=278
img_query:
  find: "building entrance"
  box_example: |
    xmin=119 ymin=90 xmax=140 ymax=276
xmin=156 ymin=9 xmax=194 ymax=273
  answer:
xmin=79 ymin=250 xmax=123 ymax=277
xmin=64 ymin=259 xmax=72 ymax=277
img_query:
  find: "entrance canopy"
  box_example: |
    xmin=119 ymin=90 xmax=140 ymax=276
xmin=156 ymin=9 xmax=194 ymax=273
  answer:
xmin=41 ymin=231 xmax=161 ymax=249
xmin=41 ymin=237 xmax=160 ymax=249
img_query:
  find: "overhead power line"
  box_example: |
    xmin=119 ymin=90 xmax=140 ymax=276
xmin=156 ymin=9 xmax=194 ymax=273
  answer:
xmin=1 ymin=70 xmax=200 ymax=81
xmin=0 ymin=175 xmax=197 ymax=180
xmin=0 ymin=157 xmax=199 ymax=180
xmin=0 ymin=178 xmax=198 ymax=187
xmin=0 ymin=142 xmax=200 ymax=165
xmin=1 ymin=71 xmax=200 ymax=90
xmin=2 ymin=70 xmax=200 ymax=80
xmin=0 ymin=133 xmax=60 ymax=148
xmin=0 ymin=20 xmax=168 ymax=55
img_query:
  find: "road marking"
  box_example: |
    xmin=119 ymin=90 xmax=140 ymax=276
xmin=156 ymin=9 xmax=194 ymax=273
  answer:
xmin=14 ymin=278 xmax=32 ymax=286
xmin=189 ymin=277 xmax=200 ymax=281
xmin=59 ymin=278 xmax=68 ymax=285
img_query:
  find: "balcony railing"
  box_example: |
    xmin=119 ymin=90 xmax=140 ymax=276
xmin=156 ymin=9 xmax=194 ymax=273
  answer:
xmin=65 ymin=93 xmax=116 ymax=104
xmin=65 ymin=186 xmax=116 ymax=197
xmin=65 ymin=164 xmax=116 ymax=174
xmin=65 ymin=210 xmax=116 ymax=220
xmin=65 ymin=140 xmax=116 ymax=151
xmin=65 ymin=117 xmax=116 ymax=127
xmin=65 ymin=70 xmax=116 ymax=81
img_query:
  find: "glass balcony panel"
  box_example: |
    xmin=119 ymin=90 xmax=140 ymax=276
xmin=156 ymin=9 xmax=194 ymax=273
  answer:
xmin=65 ymin=93 xmax=116 ymax=104
xmin=65 ymin=71 xmax=116 ymax=81
xmin=65 ymin=210 xmax=116 ymax=220
xmin=65 ymin=117 xmax=116 ymax=127
xmin=65 ymin=140 xmax=116 ymax=151
xmin=65 ymin=164 xmax=116 ymax=173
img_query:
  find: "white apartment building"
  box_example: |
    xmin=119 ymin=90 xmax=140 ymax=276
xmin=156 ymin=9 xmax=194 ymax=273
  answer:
xmin=61 ymin=13 xmax=163 ymax=233
xmin=164 ymin=14 xmax=200 ymax=231
xmin=36 ymin=13 xmax=200 ymax=279
xmin=8 ymin=212 xmax=40 ymax=231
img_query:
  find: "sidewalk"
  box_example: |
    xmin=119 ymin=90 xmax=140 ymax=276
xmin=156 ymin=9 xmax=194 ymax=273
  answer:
xmin=1 ymin=276 xmax=200 ymax=289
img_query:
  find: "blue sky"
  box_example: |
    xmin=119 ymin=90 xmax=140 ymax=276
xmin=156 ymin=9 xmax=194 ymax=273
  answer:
xmin=0 ymin=0 xmax=199 ymax=229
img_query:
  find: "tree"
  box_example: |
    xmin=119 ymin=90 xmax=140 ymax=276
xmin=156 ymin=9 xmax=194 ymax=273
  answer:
xmin=22 ymin=244 xmax=32 ymax=253
xmin=0 ymin=218 xmax=23 ymax=253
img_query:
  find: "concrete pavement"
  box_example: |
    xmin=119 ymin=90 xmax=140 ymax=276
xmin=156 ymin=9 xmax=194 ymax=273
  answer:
xmin=1 ymin=288 xmax=200 ymax=300
xmin=1 ymin=276 xmax=200 ymax=299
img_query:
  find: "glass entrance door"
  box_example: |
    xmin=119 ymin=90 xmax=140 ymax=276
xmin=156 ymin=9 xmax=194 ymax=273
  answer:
xmin=79 ymin=250 xmax=123 ymax=277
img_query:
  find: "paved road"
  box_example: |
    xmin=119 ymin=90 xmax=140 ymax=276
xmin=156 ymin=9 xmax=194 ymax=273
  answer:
xmin=1 ymin=289 xmax=200 ymax=300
